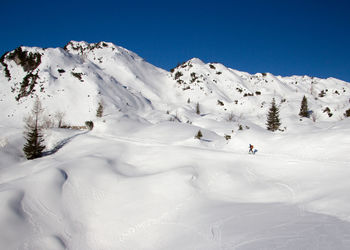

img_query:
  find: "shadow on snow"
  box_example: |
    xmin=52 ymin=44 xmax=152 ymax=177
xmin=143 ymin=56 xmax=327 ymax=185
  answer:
xmin=43 ymin=131 xmax=89 ymax=157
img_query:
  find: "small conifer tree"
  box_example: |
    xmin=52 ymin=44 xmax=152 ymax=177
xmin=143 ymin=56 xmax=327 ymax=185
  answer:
xmin=196 ymin=102 xmax=200 ymax=115
xmin=195 ymin=130 xmax=203 ymax=139
xmin=96 ymin=101 xmax=104 ymax=118
xmin=266 ymin=98 xmax=281 ymax=132
xmin=299 ymin=95 xmax=309 ymax=118
xmin=23 ymin=98 xmax=45 ymax=159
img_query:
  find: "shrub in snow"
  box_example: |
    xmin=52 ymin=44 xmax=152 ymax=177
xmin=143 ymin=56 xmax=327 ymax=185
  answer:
xmin=195 ymin=130 xmax=203 ymax=140
xmin=323 ymin=107 xmax=333 ymax=117
xmin=174 ymin=71 xmax=183 ymax=80
xmin=71 ymin=72 xmax=84 ymax=82
xmin=266 ymin=98 xmax=281 ymax=132
xmin=344 ymin=109 xmax=350 ymax=117
xmin=318 ymin=90 xmax=326 ymax=97
xmin=190 ymin=72 xmax=198 ymax=83
xmin=23 ymin=98 xmax=45 ymax=160
xmin=85 ymin=121 xmax=94 ymax=130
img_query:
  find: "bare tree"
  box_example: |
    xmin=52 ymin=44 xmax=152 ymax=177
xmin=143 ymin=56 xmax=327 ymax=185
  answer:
xmin=54 ymin=111 xmax=65 ymax=128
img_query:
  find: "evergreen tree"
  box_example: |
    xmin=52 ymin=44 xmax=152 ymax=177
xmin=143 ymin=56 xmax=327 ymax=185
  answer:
xmin=23 ymin=98 xmax=45 ymax=159
xmin=299 ymin=95 xmax=309 ymax=118
xmin=194 ymin=130 xmax=203 ymax=139
xmin=96 ymin=101 xmax=104 ymax=118
xmin=196 ymin=102 xmax=200 ymax=115
xmin=266 ymin=98 xmax=281 ymax=132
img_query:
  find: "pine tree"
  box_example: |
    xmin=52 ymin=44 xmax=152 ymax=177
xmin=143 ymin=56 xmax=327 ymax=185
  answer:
xmin=196 ymin=102 xmax=200 ymax=115
xmin=96 ymin=101 xmax=103 ymax=118
xmin=194 ymin=130 xmax=203 ymax=139
xmin=299 ymin=95 xmax=309 ymax=118
xmin=23 ymin=98 xmax=45 ymax=159
xmin=266 ymin=98 xmax=281 ymax=132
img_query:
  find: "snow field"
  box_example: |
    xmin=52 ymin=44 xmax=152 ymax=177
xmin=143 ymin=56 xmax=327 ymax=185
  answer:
xmin=1 ymin=41 xmax=350 ymax=249
xmin=1 ymin=117 xmax=350 ymax=249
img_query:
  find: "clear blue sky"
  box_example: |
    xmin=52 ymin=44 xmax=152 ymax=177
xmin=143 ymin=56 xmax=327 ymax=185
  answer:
xmin=2 ymin=0 xmax=350 ymax=81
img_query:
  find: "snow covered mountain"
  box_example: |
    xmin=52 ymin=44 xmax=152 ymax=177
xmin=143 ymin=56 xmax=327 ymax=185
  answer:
xmin=1 ymin=41 xmax=350 ymax=250
xmin=1 ymin=41 xmax=350 ymax=127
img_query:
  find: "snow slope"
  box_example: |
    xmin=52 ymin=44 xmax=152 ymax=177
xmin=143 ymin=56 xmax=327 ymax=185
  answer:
xmin=1 ymin=41 xmax=350 ymax=249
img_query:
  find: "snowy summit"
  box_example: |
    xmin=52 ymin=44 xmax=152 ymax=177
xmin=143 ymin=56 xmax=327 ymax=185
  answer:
xmin=1 ymin=41 xmax=350 ymax=249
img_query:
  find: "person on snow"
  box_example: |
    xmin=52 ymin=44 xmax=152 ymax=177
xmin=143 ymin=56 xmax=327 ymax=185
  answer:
xmin=249 ymin=144 xmax=258 ymax=154
xmin=249 ymin=144 xmax=254 ymax=154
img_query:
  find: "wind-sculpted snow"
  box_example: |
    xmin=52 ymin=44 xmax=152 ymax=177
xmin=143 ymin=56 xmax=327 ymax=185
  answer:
xmin=1 ymin=42 xmax=350 ymax=249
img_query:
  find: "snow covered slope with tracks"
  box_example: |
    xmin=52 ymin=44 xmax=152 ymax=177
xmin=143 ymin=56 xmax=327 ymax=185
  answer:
xmin=1 ymin=41 xmax=350 ymax=249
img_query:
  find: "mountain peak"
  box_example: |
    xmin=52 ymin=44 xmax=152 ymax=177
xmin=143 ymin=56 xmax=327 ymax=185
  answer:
xmin=187 ymin=57 xmax=205 ymax=65
xmin=1 ymin=42 xmax=350 ymax=127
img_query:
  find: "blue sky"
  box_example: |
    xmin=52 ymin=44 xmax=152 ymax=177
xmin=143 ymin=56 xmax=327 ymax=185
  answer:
xmin=2 ymin=0 xmax=350 ymax=81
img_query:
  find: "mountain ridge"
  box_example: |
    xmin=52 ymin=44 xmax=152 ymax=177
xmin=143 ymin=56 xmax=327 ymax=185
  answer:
xmin=1 ymin=41 xmax=349 ymax=128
